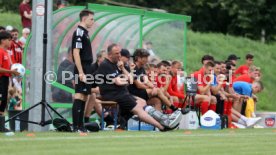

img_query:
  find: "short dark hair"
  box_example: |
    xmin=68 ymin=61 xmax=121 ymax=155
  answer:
xmin=246 ymin=54 xmax=254 ymax=59
xmin=214 ymin=61 xmax=221 ymax=65
xmin=201 ymin=55 xmax=214 ymax=64
xmin=204 ymin=61 xmax=215 ymax=68
xmin=133 ymin=49 xmax=150 ymax=62
xmin=0 ymin=26 xmax=5 ymax=31
xmin=0 ymin=31 xmax=12 ymax=43
xmin=157 ymin=62 xmax=167 ymax=68
xmin=171 ymin=60 xmax=181 ymax=66
xmin=11 ymin=28 xmax=19 ymax=33
xmin=79 ymin=9 xmax=94 ymax=21
xmin=160 ymin=60 xmax=171 ymax=66
xmin=107 ymin=43 xmax=117 ymax=54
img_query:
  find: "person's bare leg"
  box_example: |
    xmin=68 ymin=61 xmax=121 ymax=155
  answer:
xmin=232 ymin=108 xmax=242 ymax=117
xmin=146 ymin=88 xmax=172 ymax=107
xmin=156 ymin=88 xmax=172 ymax=107
xmin=147 ymin=97 xmax=162 ymax=111
xmin=232 ymin=98 xmax=242 ymax=113
xmin=84 ymin=93 xmax=96 ymax=118
xmin=94 ymin=99 xmax=104 ymax=116
xmin=194 ymin=94 xmax=210 ymax=104
xmin=231 ymin=113 xmax=240 ymax=123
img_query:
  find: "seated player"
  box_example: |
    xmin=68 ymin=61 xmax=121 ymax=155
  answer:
xmin=128 ymin=49 xmax=178 ymax=112
xmin=191 ymin=61 xmax=217 ymax=115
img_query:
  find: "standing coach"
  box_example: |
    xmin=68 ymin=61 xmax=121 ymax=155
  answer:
xmin=71 ymin=9 xmax=95 ymax=132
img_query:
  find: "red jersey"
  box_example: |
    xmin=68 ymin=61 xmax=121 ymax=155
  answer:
xmin=167 ymin=75 xmax=185 ymax=99
xmin=156 ymin=75 xmax=167 ymax=88
xmin=19 ymin=2 xmax=32 ymax=28
xmin=8 ymin=40 xmax=23 ymax=64
xmin=222 ymin=74 xmax=235 ymax=88
xmin=0 ymin=48 xmax=11 ymax=77
xmin=234 ymin=74 xmax=254 ymax=83
xmin=191 ymin=69 xmax=211 ymax=94
xmin=198 ymin=67 xmax=204 ymax=73
xmin=192 ymin=69 xmax=210 ymax=87
xmin=235 ymin=65 xmax=249 ymax=75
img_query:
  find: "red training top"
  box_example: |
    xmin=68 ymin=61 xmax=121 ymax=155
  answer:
xmin=167 ymin=75 xmax=185 ymax=99
xmin=234 ymin=74 xmax=254 ymax=83
xmin=0 ymin=48 xmax=11 ymax=77
xmin=235 ymin=65 xmax=249 ymax=75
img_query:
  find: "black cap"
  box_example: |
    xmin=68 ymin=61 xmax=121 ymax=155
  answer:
xmin=121 ymin=49 xmax=130 ymax=58
xmin=227 ymin=54 xmax=240 ymax=61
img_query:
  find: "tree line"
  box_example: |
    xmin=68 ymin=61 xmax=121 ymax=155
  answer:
xmin=1 ymin=0 xmax=275 ymax=42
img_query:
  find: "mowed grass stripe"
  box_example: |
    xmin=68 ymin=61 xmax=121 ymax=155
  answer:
xmin=1 ymin=131 xmax=276 ymax=141
xmin=1 ymin=129 xmax=276 ymax=155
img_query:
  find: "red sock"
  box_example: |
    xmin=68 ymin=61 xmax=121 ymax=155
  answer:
xmin=227 ymin=101 xmax=233 ymax=115
xmin=209 ymin=103 xmax=216 ymax=112
xmin=227 ymin=101 xmax=233 ymax=127
xmin=201 ymin=101 xmax=209 ymax=115
xmin=223 ymin=100 xmax=228 ymax=115
xmin=173 ymin=102 xmax=181 ymax=108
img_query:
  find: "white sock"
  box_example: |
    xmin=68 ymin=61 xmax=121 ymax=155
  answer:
xmin=238 ymin=118 xmax=246 ymax=125
xmin=240 ymin=115 xmax=249 ymax=122
xmin=144 ymin=105 xmax=154 ymax=113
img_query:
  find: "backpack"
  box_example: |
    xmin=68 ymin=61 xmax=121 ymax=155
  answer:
xmin=53 ymin=118 xmax=72 ymax=132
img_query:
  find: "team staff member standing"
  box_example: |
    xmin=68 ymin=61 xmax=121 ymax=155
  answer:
xmin=0 ymin=31 xmax=20 ymax=116
xmin=71 ymin=9 xmax=95 ymax=132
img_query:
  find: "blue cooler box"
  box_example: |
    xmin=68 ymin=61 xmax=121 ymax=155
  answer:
xmin=127 ymin=117 xmax=155 ymax=131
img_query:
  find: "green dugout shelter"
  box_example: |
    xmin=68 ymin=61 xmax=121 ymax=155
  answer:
xmin=23 ymin=3 xmax=191 ymax=114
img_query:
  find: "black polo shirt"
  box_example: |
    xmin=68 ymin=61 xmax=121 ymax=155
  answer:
xmin=96 ymin=58 xmax=129 ymax=99
xmin=91 ymin=62 xmax=99 ymax=74
xmin=128 ymin=65 xmax=146 ymax=92
xmin=71 ymin=25 xmax=93 ymax=63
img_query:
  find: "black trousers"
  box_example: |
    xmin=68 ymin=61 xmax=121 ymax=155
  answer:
xmin=215 ymin=94 xmax=225 ymax=115
xmin=0 ymin=76 xmax=9 ymax=112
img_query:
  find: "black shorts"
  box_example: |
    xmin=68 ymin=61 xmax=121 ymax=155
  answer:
xmin=103 ymin=93 xmax=137 ymax=113
xmin=0 ymin=76 xmax=9 ymax=112
xmin=74 ymin=63 xmax=96 ymax=95
xmin=129 ymin=89 xmax=149 ymax=101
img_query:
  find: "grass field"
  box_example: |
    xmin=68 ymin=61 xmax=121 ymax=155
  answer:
xmin=1 ymin=129 xmax=276 ymax=155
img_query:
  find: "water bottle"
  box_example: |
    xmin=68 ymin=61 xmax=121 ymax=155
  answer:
xmin=127 ymin=116 xmax=139 ymax=131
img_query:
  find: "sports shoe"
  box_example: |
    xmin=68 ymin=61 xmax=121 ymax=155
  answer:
xmin=168 ymin=110 xmax=182 ymax=128
xmin=246 ymin=117 xmax=262 ymax=127
xmin=73 ymin=126 xmax=90 ymax=133
xmin=160 ymin=123 xmax=179 ymax=132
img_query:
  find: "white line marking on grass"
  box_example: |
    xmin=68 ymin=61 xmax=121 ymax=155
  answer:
xmin=1 ymin=132 xmax=276 ymax=142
